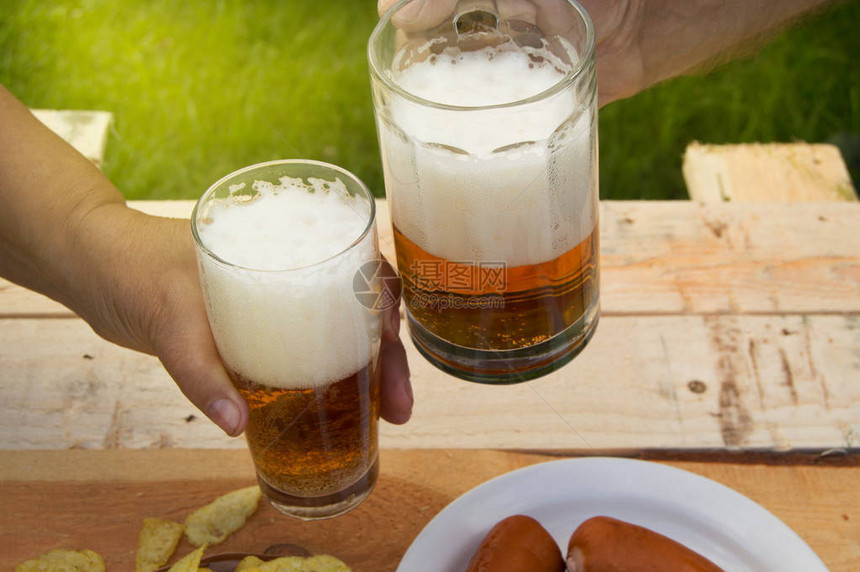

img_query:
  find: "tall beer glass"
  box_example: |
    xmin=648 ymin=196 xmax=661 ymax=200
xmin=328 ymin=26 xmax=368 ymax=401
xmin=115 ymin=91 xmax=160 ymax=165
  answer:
xmin=369 ymin=0 xmax=599 ymax=383
xmin=192 ymin=160 xmax=382 ymax=520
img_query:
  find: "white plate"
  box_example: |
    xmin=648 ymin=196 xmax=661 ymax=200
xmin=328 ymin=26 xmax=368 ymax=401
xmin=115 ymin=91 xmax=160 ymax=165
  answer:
xmin=397 ymin=457 xmax=826 ymax=572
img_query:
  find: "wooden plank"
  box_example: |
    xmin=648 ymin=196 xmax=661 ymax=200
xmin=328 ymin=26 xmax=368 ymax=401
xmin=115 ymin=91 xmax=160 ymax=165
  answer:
xmin=30 ymin=109 xmax=113 ymax=168
xmin=683 ymin=142 xmax=857 ymax=202
xmin=123 ymin=199 xmax=195 ymax=218
xmin=1 ymin=313 xmax=857 ymax=452
xmin=601 ymin=201 xmax=860 ymax=314
xmin=2 ymin=201 xmax=857 ymax=317
xmin=1 ymin=449 xmax=857 ymax=571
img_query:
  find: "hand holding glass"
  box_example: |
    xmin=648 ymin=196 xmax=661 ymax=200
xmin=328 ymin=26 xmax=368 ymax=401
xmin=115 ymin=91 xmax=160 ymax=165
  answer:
xmin=192 ymin=160 xmax=382 ymax=520
xmin=369 ymin=0 xmax=600 ymax=383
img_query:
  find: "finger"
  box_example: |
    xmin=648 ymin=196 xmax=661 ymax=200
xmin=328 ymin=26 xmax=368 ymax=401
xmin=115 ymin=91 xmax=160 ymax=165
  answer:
xmin=380 ymin=0 xmax=460 ymax=32
xmin=497 ymin=0 xmax=537 ymax=25
xmin=378 ymin=258 xmax=402 ymax=342
xmin=379 ymin=335 xmax=412 ymax=424
xmin=577 ymin=0 xmax=630 ymax=45
xmin=384 ymin=301 xmax=402 ymax=342
xmin=155 ymin=314 xmax=249 ymax=437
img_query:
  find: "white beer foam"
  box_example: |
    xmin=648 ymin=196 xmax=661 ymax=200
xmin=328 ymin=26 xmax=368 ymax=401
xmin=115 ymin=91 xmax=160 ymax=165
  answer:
xmin=381 ymin=43 xmax=596 ymax=267
xmin=196 ymin=178 xmax=378 ymax=390
xmin=396 ymin=46 xmax=565 ymax=107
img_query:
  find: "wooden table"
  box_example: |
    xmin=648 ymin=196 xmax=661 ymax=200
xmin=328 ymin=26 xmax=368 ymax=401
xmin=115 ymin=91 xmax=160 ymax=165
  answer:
xmin=2 ymin=200 xmax=859 ymax=571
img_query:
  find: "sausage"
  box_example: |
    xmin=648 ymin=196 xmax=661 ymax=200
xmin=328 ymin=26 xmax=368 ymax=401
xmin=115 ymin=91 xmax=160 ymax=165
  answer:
xmin=465 ymin=514 xmax=565 ymax=572
xmin=567 ymin=516 xmax=724 ymax=572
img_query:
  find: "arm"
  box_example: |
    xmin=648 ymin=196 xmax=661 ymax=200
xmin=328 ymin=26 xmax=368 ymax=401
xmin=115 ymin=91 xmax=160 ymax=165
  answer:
xmin=0 ymin=84 xmax=251 ymax=435
xmin=589 ymin=0 xmax=837 ymax=105
xmin=0 ymin=85 xmax=412 ymax=434
xmin=378 ymin=0 xmax=837 ymax=106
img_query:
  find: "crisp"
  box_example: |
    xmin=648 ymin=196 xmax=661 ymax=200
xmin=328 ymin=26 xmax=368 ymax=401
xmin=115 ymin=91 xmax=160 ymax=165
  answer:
xmin=245 ymin=555 xmax=352 ymax=572
xmin=15 ymin=549 xmax=105 ymax=572
xmin=302 ymin=555 xmax=352 ymax=571
xmin=135 ymin=517 xmax=184 ymax=572
xmin=184 ymin=485 xmax=261 ymax=546
xmin=165 ymin=544 xmax=206 ymax=572
xmin=236 ymin=555 xmax=266 ymax=571
xmin=258 ymin=557 xmax=306 ymax=572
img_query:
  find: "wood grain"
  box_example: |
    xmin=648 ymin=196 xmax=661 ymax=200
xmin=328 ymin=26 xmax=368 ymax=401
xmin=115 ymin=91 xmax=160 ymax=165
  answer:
xmin=1 ymin=313 xmax=857 ymax=452
xmin=1 ymin=200 xmax=857 ymax=452
xmin=683 ymin=142 xmax=857 ymax=203
xmin=3 ymin=193 xmax=857 ymax=572
xmin=2 ymin=449 xmax=858 ymax=572
xmin=2 ymin=201 xmax=858 ymax=316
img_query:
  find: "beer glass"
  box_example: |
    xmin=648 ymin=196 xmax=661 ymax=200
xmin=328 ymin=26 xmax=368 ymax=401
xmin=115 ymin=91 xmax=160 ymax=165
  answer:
xmin=192 ymin=160 xmax=382 ymax=520
xmin=369 ymin=0 xmax=599 ymax=383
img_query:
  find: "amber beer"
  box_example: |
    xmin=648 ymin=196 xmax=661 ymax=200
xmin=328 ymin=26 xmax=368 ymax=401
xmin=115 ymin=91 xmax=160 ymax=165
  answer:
xmin=230 ymin=363 xmax=380 ymax=510
xmin=192 ymin=160 xmax=381 ymax=519
xmin=395 ymin=226 xmax=598 ymax=352
xmin=370 ymin=0 xmax=599 ymax=382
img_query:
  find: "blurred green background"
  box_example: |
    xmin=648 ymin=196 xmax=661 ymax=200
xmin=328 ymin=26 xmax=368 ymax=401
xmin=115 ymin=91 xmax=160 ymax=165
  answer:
xmin=1 ymin=0 xmax=858 ymax=200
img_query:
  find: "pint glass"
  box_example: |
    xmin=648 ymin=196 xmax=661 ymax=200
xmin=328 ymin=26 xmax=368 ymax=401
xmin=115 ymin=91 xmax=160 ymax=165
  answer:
xmin=369 ymin=0 xmax=599 ymax=383
xmin=192 ymin=160 xmax=382 ymax=519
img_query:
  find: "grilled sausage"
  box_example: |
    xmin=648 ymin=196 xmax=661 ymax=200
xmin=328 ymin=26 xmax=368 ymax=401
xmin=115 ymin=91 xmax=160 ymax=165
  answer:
xmin=567 ymin=516 xmax=724 ymax=572
xmin=465 ymin=514 xmax=565 ymax=572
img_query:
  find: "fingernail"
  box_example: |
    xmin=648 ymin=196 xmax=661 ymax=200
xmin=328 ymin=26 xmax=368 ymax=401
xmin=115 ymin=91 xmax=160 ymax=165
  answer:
xmin=208 ymin=399 xmax=241 ymax=436
xmin=388 ymin=308 xmax=401 ymax=337
xmin=404 ymin=380 xmax=414 ymax=407
xmin=382 ymin=308 xmax=398 ymax=342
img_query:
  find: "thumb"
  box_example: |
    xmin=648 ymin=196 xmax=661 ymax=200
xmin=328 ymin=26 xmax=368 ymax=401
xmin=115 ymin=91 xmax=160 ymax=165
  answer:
xmin=380 ymin=0 xmax=459 ymax=31
xmin=155 ymin=319 xmax=249 ymax=438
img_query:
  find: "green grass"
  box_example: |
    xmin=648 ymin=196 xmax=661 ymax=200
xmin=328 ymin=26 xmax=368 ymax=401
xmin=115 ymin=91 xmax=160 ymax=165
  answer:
xmin=600 ymin=0 xmax=860 ymax=199
xmin=1 ymin=0 xmax=858 ymax=200
xmin=0 ymin=0 xmax=383 ymax=199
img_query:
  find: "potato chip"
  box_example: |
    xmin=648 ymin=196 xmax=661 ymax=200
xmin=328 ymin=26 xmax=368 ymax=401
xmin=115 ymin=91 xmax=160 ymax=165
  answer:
xmin=236 ymin=555 xmax=266 ymax=571
xmin=257 ymin=557 xmax=306 ymax=572
xmin=15 ymin=549 xmax=105 ymax=572
xmin=302 ymin=555 xmax=352 ymax=572
xmin=165 ymin=544 xmax=206 ymax=572
xmin=250 ymin=555 xmax=352 ymax=572
xmin=184 ymin=485 xmax=261 ymax=546
xmin=135 ymin=517 xmax=184 ymax=572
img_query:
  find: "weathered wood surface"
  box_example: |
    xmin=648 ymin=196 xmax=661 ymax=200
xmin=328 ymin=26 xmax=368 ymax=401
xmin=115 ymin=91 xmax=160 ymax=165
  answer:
xmin=2 ymin=449 xmax=858 ymax=572
xmin=1 ymin=312 xmax=857 ymax=451
xmin=683 ymin=142 xmax=857 ymax=202
xmin=0 ymin=200 xmax=858 ymax=452
xmin=30 ymin=108 xmax=113 ymax=168
xmin=3 ymin=201 xmax=859 ymax=316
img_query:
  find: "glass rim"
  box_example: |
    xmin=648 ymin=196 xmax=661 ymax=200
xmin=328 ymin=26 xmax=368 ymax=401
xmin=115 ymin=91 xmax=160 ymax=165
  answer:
xmin=367 ymin=0 xmax=595 ymax=112
xmin=191 ymin=159 xmax=377 ymax=273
